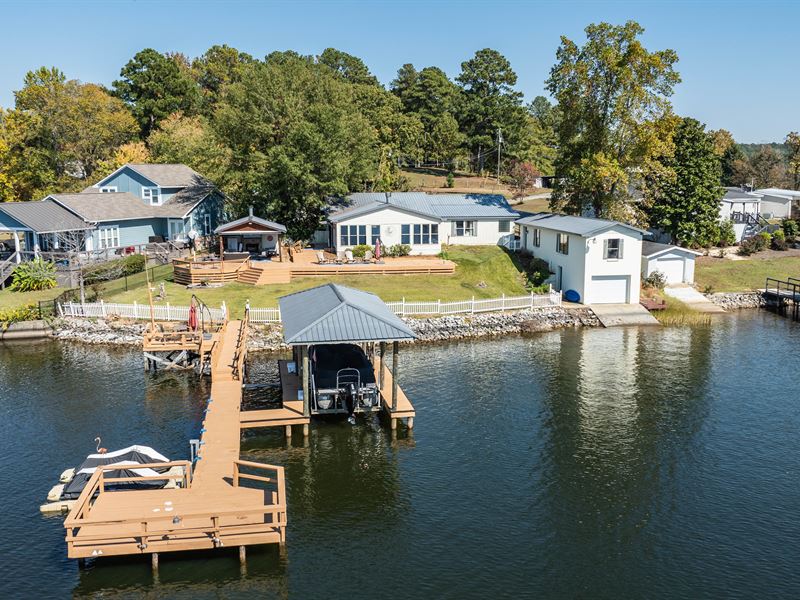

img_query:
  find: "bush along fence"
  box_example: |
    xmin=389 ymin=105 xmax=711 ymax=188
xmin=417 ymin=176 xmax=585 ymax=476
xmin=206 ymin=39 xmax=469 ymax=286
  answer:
xmin=59 ymin=300 xmax=227 ymax=322
xmin=58 ymin=289 xmax=561 ymax=324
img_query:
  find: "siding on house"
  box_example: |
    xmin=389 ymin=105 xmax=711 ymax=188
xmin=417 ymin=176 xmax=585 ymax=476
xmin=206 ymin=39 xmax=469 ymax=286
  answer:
xmin=0 ymin=211 xmax=28 ymax=231
xmin=520 ymin=221 xmax=642 ymax=304
xmin=187 ymin=191 xmax=225 ymax=235
xmin=334 ymin=206 xmax=442 ymax=255
xmin=91 ymin=218 xmax=167 ymax=249
xmin=642 ymin=250 xmax=696 ymax=284
xmin=96 ymin=167 xmax=159 ymax=201
xmin=759 ymin=194 xmax=793 ymax=219
xmin=444 ymin=219 xmax=515 ymax=246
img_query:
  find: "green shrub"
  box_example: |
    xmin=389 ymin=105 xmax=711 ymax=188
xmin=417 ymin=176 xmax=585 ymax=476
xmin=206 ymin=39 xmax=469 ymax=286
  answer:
xmin=718 ymin=219 xmax=736 ymax=247
xmin=388 ymin=244 xmax=411 ymax=257
xmin=644 ymin=270 xmax=668 ymax=290
xmin=515 ymin=253 xmax=552 ymax=290
xmin=772 ymin=228 xmax=787 ymax=250
xmin=758 ymin=231 xmax=772 ymax=249
xmin=739 ymin=232 xmax=771 ymax=256
xmin=782 ymin=218 xmax=799 ymax=241
xmin=445 ymin=172 xmax=455 ymax=188
xmin=350 ymin=244 xmax=373 ymax=258
xmin=9 ymin=259 xmax=57 ymax=292
xmin=122 ymin=254 xmax=146 ymax=275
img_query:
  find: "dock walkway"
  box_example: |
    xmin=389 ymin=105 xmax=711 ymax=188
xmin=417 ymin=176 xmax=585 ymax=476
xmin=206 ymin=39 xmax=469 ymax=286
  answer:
xmin=64 ymin=317 xmax=287 ymax=562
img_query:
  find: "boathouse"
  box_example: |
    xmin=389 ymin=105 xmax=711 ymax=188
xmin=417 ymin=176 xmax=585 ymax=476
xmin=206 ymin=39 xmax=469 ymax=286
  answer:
xmin=278 ymin=283 xmax=417 ymax=431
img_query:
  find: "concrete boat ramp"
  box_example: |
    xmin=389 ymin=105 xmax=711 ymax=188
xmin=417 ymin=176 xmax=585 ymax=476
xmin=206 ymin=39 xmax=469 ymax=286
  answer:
xmin=589 ymin=303 xmax=661 ymax=327
xmin=663 ymin=285 xmax=726 ymax=313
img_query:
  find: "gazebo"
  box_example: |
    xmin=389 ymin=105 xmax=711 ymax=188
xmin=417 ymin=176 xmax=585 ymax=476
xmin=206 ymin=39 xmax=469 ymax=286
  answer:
xmin=214 ymin=207 xmax=286 ymax=259
xmin=278 ymin=283 xmax=417 ymax=430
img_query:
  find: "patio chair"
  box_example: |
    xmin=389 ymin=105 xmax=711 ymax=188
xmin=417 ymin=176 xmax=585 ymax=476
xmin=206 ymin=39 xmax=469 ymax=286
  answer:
xmin=336 ymin=250 xmax=346 ymax=264
xmin=363 ymin=249 xmax=373 ymax=263
xmin=316 ymin=250 xmax=328 ymax=264
xmin=344 ymin=249 xmax=355 ymax=264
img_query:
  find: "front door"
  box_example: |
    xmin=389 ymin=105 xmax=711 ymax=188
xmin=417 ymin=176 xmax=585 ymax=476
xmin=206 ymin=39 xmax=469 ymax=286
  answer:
xmin=556 ymin=265 xmax=563 ymax=291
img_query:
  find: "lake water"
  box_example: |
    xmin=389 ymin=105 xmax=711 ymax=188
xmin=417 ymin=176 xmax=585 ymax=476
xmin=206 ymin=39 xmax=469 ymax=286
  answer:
xmin=1 ymin=311 xmax=800 ymax=599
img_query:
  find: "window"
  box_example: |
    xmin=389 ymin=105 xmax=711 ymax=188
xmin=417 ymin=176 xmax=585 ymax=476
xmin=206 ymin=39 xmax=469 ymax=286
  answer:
xmin=371 ymin=225 xmax=381 ymax=243
xmin=142 ymin=187 xmax=160 ymax=205
xmin=204 ymin=214 xmax=211 ymax=236
xmin=98 ymin=225 xmax=120 ymax=249
xmin=411 ymin=223 xmax=438 ymax=245
xmin=499 ymin=220 xmax=511 ymax=233
xmin=556 ymin=233 xmax=569 ymax=255
xmin=604 ymin=238 xmax=623 ymax=260
xmin=454 ymin=221 xmax=477 ymax=236
xmin=340 ymin=224 xmax=366 ymax=246
xmin=401 ymin=224 xmax=411 ymax=244
xmin=532 ymin=228 xmax=541 ymax=248
xmin=99 ymin=186 xmax=117 ymax=193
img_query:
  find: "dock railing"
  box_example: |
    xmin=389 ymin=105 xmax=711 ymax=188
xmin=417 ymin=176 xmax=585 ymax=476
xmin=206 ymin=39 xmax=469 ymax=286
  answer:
xmin=60 ymin=300 xmax=226 ymax=322
xmin=65 ymin=459 xmax=287 ymax=556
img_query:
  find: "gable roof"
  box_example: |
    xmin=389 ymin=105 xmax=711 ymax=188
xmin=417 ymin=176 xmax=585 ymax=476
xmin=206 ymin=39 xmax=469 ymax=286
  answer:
xmin=51 ymin=188 xmax=214 ymax=222
xmin=278 ymin=283 xmax=416 ymax=345
xmin=723 ymin=187 xmax=762 ymax=202
xmin=328 ymin=192 xmax=519 ymax=223
xmin=516 ymin=213 xmax=647 ymax=237
xmin=642 ymin=241 xmax=703 ymax=258
xmin=755 ymin=188 xmax=800 ymax=199
xmin=0 ymin=199 xmax=93 ymax=234
xmin=95 ymin=163 xmax=211 ymax=188
xmin=215 ymin=212 xmax=286 ymax=234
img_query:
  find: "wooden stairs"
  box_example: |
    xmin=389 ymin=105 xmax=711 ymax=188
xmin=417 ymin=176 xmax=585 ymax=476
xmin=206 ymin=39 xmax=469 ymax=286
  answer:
xmin=237 ymin=266 xmax=291 ymax=285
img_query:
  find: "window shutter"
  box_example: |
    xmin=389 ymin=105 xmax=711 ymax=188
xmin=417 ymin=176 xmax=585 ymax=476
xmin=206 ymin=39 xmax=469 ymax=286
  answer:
xmin=603 ymin=239 xmax=608 ymax=258
xmin=619 ymin=239 xmax=624 ymax=259
xmin=452 ymin=222 xmax=458 ymax=236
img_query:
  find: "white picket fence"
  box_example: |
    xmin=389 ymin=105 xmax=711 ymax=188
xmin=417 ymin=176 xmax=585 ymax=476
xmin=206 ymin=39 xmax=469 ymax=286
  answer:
xmin=58 ymin=290 xmax=560 ymax=324
xmin=59 ymin=300 xmax=227 ymax=322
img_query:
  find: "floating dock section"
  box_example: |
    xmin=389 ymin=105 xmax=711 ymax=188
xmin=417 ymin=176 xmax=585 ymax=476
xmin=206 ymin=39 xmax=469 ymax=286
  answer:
xmin=64 ymin=312 xmax=287 ymax=566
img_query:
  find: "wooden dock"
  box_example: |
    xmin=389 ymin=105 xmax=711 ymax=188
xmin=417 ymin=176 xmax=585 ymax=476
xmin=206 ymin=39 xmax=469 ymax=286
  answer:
xmin=763 ymin=277 xmax=800 ymax=321
xmin=64 ymin=314 xmax=287 ymax=565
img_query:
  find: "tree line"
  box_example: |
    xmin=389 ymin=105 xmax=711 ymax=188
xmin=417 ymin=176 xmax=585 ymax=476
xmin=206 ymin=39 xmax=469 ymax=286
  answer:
xmin=0 ymin=21 xmax=797 ymax=245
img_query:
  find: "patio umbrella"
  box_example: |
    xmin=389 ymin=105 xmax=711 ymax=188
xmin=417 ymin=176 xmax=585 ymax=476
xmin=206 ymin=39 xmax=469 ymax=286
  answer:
xmin=374 ymin=238 xmax=381 ymax=261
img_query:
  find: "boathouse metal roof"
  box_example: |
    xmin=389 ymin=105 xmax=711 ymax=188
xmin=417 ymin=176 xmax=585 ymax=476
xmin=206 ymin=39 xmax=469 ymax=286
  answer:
xmin=278 ymin=283 xmax=417 ymax=345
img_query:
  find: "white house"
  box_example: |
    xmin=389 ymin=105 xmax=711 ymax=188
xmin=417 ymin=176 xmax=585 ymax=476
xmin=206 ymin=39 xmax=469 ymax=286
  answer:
xmin=325 ymin=192 xmax=519 ymax=255
xmin=720 ymin=187 xmax=763 ymax=242
xmin=755 ymin=188 xmax=800 ymax=219
xmin=517 ymin=213 xmax=646 ymax=305
xmin=641 ymin=241 xmax=701 ymax=285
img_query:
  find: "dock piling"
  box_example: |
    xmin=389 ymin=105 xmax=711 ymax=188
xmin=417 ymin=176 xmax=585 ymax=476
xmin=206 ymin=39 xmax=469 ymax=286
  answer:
xmin=391 ymin=341 xmax=399 ymax=412
xmin=151 ymin=552 xmax=159 ymax=573
xmin=285 ymin=425 xmax=292 ymax=438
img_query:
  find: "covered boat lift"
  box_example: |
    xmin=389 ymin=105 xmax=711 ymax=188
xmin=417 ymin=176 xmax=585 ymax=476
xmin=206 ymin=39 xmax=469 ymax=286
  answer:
xmin=243 ymin=283 xmax=417 ymax=436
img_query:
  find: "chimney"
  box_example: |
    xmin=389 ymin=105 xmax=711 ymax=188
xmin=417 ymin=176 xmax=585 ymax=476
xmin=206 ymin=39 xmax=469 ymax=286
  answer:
xmin=249 ymin=205 xmax=254 ymax=218
xmin=384 ymin=192 xmax=390 ymax=204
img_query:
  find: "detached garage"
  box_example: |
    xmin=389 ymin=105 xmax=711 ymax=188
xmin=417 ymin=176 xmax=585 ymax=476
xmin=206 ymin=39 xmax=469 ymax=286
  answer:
xmin=641 ymin=242 xmax=701 ymax=285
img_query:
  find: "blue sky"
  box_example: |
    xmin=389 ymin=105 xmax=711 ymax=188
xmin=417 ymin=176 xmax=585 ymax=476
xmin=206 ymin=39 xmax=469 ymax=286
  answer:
xmin=1 ymin=0 xmax=796 ymax=142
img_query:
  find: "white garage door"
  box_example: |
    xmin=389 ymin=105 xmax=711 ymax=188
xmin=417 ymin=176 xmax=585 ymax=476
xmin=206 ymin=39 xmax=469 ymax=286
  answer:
xmin=651 ymin=257 xmax=685 ymax=284
xmin=591 ymin=275 xmax=629 ymax=304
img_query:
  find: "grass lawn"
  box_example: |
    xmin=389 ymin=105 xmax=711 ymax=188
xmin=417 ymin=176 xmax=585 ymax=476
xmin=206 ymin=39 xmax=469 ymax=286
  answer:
xmin=695 ymin=255 xmax=800 ymax=292
xmin=102 ymin=246 xmax=530 ymax=318
xmin=512 ymin=196 xmax=551 ymax=215
xmin=0 ymin=286 xmax=63 ymax=311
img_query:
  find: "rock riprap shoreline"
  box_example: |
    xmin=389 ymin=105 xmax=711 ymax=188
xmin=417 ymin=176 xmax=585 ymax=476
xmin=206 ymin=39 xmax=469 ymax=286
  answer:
xmin=52 ymin=306 xmax=601 ymax=350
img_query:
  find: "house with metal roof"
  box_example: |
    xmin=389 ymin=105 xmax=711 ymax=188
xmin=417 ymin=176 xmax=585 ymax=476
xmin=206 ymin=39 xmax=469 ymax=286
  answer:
xmin=323 ymin=192 xmax=520 ymax=255
xmin=516 ymin=213 xmax=646 ymax=305
xmin=753 ymin=187 xmax=800 ymax=219
xmin=641 ymin=241 xmax=702 ymax=285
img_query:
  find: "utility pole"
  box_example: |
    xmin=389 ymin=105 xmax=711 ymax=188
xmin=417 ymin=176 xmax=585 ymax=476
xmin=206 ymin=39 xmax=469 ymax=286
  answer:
xmin=496 ymin=128 xmax=503 ymax=184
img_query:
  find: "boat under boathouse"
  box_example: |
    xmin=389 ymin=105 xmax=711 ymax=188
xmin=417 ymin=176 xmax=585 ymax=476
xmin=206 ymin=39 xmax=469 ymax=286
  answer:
xmin=242 ymin=283 xmax=417 ymax=434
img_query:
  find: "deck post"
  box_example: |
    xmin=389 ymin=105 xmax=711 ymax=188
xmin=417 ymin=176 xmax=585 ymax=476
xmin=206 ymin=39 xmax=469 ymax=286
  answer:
xmin=285 ymin=424 xmax=292 ymax=438
xmin=302 ymin=346 xmax=310 ymax=417
xmin=151 ymin=552 xmax=159 ymax=573
xmin=239 ymin=545 xmax=246 ymax=565
xmin=303 ymin=423 xmax=309 ymax=437
xmin=379 ymin=342 xmax=386 ymax=389
xmin=391 ymin=341 xmax=399 ymax=412
xmin=407 ymin=417 xmax=414 ymax=429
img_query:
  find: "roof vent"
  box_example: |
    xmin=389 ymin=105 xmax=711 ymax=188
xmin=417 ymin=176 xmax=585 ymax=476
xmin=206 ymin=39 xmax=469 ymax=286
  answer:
xmin=249 ymin=205 xmax=254 ymax=218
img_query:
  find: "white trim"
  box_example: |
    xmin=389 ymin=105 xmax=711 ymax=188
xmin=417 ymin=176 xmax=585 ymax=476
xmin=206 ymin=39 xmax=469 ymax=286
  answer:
xmin=99 ymin=186 xmax=117 ymax=193
xmin=142 ymin=187 xmax=161 ymax=206
xmin=98 ymin=224 xmax=120 ymax=249
xmin=94 ymin=164 xmax=158 ymax=188
xmin=642 ymin=246 xmax=702 ymax=259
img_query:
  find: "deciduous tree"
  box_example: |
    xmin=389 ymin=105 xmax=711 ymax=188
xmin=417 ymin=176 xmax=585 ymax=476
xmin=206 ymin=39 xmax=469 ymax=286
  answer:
xmin=546 ymin=21 xmax=680 ymax=218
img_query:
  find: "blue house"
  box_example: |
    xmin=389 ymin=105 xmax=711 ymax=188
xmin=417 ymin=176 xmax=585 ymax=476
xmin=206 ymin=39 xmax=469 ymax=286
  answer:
xmin=0 ymin=164 xmax=225 ymax=253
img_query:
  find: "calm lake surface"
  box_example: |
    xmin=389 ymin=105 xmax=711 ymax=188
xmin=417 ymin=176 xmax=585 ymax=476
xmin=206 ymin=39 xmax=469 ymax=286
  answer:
xmin=2 ymin=311 xmax=800 ymax=599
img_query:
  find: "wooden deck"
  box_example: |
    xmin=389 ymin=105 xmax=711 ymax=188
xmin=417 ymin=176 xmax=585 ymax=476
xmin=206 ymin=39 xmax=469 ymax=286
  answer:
xmin=64 ymin=317 xmax=287 ymax=562
xmin=375 ymin=363 xmax=416 ymax=427
xmin=174 ymin=250 xmax=456 ymax=286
